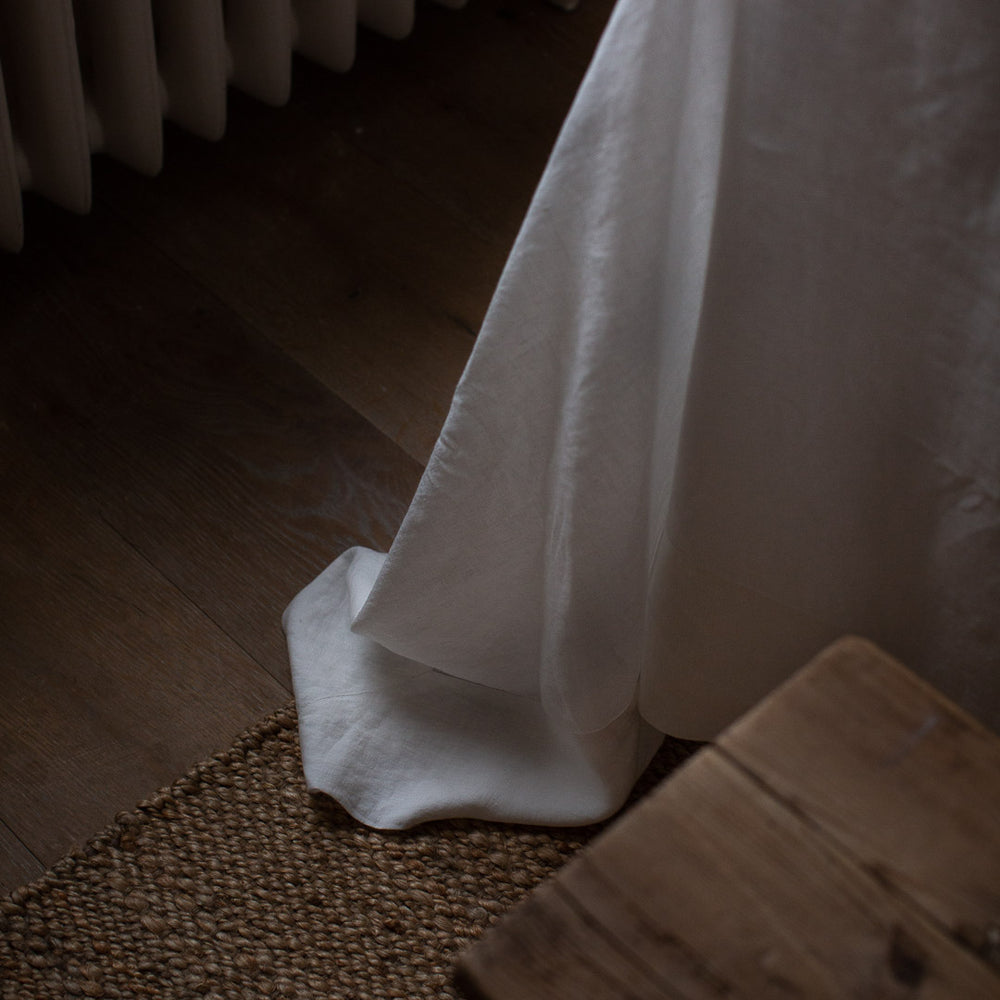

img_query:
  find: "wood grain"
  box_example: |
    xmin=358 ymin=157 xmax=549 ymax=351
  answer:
xmin=0 ymin=430 xmax=289 ymax=869
xmin=0 ymin=0 xmax=617 ymax=898
xmin=718 ymin=637 xmax=1000 ymax=961
xmin=0 ymin=202 xmax=423 ymax=684
xmin=92 ymin=124 xmax=478 ymax=465
xmin=0 ymin=822 xmax=43 ymax=895
xmin=91 ymin=0 xmax=617 ymax=463
xmin=292 ymin=0 xmax=614 ymax=247
xmin=459 ymin=638 xmax=1000 ymax=999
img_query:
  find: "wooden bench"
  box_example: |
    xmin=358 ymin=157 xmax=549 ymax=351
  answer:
xmin=458 ymin=636 xmax=1000 ymax=998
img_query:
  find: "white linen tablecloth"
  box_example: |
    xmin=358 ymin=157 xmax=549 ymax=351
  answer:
xmin=285 ymin=0 xmax=1000 ymax=828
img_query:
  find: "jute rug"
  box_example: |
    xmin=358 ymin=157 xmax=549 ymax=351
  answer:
xmin=0 ymin=704 xmax=699 ymax=1000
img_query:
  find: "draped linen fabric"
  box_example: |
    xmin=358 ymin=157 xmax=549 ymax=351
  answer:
xmin=285 ymin=0 xmax=1000 ymax=828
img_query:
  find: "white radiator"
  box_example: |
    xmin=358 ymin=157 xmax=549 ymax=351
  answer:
xmin=0 ymin=0 xmax=471 ymax=252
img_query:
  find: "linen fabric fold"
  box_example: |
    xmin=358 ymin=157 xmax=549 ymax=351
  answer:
xmin=285 ymin=0 xmax=1000 ymax=828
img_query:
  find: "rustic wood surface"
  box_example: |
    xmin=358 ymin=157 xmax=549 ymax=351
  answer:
xmin=458 ymin=637 xmax=1000 ymax=999
xmin=0 ymin=0 xmax=616 ymax=895
xmin=718 ymin=637 xmax=1000 ymax=953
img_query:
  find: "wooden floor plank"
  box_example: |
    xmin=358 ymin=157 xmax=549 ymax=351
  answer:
xmin=91 ymin=111 xmax=478 ymax=466
xmin=0 ymin=0 xmax=616 ymax=895
xmin=88 ymin=0 xmax=615 ymax=464
xmin=301 ymin=0 xmax=616 ymax=245
xmin=0 ymin=431 xmax=289 ymax=882
xmin=0 ymin=822 xmax=43 ymax=896
xmin=0 ymin=201 xmax=423 ymax=683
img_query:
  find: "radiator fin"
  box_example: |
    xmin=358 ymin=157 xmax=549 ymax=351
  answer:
xmin=0 ymin=0 xmax=459 ymax=251
xmin=75 ymin=0 xmax=163 ymax=176
xmin=0 ymin=0 xmax=91 ymax=227
xmin=227 ymin=0 xmax=296 ymax=106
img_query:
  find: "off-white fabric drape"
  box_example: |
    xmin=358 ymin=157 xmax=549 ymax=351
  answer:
xmin=285 ymin=0 xmax=1000 ymax=828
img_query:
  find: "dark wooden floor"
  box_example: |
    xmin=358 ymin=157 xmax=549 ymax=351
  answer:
xmin=0 ymin=0 xmax=615 ymax=895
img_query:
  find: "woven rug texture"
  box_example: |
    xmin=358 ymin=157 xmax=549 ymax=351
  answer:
xmin=1 ymin=703 xmax=699 ymax=1000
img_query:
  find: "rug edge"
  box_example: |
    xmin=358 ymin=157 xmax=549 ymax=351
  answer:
xmin=2 ymin=700 xmax=299 ymax=907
